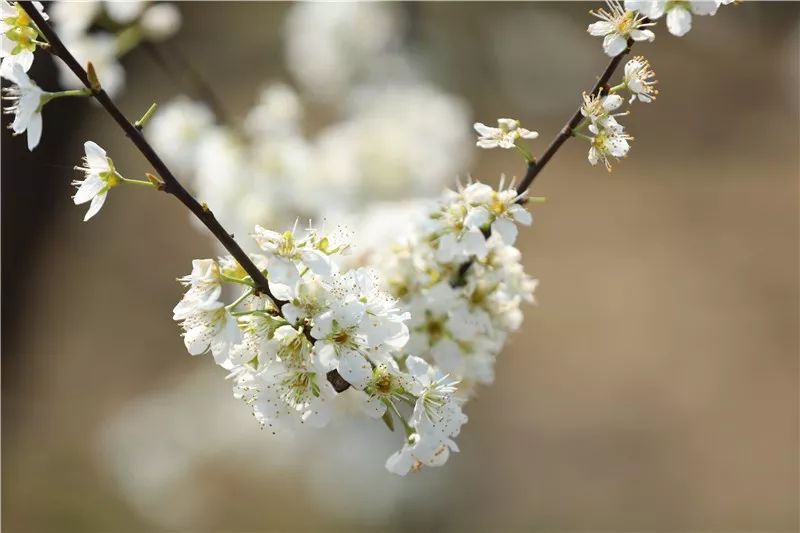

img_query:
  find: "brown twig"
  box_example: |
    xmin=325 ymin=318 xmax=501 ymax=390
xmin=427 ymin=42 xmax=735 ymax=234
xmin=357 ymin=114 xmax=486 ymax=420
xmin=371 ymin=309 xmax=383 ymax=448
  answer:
xmin=19 ymin=1 xmax=352 ymax=392
xmin=450 ymin=38 xmax=639 ymax=288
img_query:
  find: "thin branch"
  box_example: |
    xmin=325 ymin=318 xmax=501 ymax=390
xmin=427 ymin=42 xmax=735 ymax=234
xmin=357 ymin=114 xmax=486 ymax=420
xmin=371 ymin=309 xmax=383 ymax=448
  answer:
xmin=18 ymin=1 xmax=352 ymax=392
xmin=517 ymin=36 xmax=636 ymax=195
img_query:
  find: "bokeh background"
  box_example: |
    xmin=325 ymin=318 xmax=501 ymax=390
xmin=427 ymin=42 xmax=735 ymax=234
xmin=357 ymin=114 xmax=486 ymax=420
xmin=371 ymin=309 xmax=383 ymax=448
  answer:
xmin=2 ymin=2 xmax=798 ymax=532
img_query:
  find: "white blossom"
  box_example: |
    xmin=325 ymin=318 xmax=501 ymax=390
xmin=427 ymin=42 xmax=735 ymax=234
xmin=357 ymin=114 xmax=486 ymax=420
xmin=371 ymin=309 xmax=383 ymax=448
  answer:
xmin=104 ymin=0 xmax=145 ymax=24
xmin=580 ymin=92 xmax=626 ymax=128
xmin=312 ymin=83 xmax=473 ymax=207
xmin=588 ymin=0 xmax=655 ymax=57
xmin=587 ymin=122 xmax=633 ymax=171
xmin=474 ymin=118 xmax=538 ymax=150
xmin=72 ymin=141 xmax=120 ymax=221
xmin=385 ymin=356 xmax=466 ymax=475
xmin=172 ymin=259 xmax=223 ymax=319
xmin=312 ymin=298 xmax=384 ymax=390
xmin=624 ymin=0 xmax=720 ymax=37
xmin=244 ymin=83 xmax=303 ymax=138
xmin=283 ymin=2 xmax=404 ymax=101
xmin=1 ymin=62 xmax=43 ymax=150
xmin=623 ymin=56 xmax=658 ymax=103
xmin=56 ymin=33 xmax=125 ymax=97
xmin=461 ymin=180 xmax=532 ymax=246
xmin=252 ymin=223 xmax=336 ymax=299
xmin=140 ymin=3 xmax=181 ymax=41
xmin=145 ymin=96 xmax=215 ymax=175
xmin=233 ymin=357 xmax=336 ymax=431
xmin=48 ymin=1 xmax=99 ymax=38
xmin=0 ymin=1 xmax=47 ymax=77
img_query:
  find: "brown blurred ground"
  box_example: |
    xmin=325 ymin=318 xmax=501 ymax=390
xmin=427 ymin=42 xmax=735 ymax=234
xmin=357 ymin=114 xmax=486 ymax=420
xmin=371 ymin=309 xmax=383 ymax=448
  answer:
xmin=2 ymin=2 xmax=798 ymax=532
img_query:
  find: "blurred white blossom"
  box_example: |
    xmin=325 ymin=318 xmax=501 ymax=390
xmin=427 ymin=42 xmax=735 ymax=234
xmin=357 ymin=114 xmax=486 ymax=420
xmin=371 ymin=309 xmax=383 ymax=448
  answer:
xmin=284 ymin=2 xmax=405 ymax=101
xmin=55 ymin=33 xmax=125 ymax=97
xmin=474 ymin=118 xmax=538 ymax=150
xmin=146 ymin=96 xmax=215 ymax=175
xmin=140 ymin=3 xmax=181 ymax=41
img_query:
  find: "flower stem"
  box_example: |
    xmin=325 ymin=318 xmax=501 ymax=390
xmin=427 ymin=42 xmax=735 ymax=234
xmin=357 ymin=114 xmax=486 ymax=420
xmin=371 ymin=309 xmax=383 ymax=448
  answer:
xmin=226 ymin=288 xmax=255 ymax=311
xmin=608 ymin=82 xmax=626 ymax=94
xmin=514 ymin=142 xmax=534 ymax=163
xmin=41 ymin=87 xmax=92 ymax=106
xmin=119 ymin=176 xmax=157 ymax=188
xmin=222 ymin=273 xmax=256 ymax=287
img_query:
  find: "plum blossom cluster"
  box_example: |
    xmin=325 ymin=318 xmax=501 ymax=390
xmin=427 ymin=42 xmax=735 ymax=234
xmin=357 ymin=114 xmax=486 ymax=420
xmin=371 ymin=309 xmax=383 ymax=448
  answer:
xmin=171 ymin=222 xmax=471 ymax=475
xmin=375 ymin=180 xmax=538 ymax=395
xmin=575 ymin=54 xmax=659 ymax=170
xmin=476 ymin=55 xmax=657 ymax=172
xmin=578 ymin=0 xmax=733 ymax=169
xmin=473 ymin=55 xmax=660 ymax=172
xmin=589 ymin=0 xmax=734 ymax=57
xmin=4 ymin=0 xmax=737 ymax=480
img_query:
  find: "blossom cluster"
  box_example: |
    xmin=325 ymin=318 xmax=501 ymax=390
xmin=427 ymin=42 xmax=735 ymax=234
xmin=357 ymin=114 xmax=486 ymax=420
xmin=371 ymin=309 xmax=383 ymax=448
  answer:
xmin=172 ymin=221 xmax=477 ymax=475
xmin=374 ymin=180 xmax=538 ymax=394
xmin=475 ymin=55 xmax=657 ymax=172
xmin=3 ymin=0 xmax=736 ymax=480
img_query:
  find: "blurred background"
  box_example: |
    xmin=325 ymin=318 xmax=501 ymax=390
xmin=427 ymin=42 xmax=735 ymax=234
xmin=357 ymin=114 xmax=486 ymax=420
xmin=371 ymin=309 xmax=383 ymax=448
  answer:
xmin=2 ymin=2 xmax=798 ymax=532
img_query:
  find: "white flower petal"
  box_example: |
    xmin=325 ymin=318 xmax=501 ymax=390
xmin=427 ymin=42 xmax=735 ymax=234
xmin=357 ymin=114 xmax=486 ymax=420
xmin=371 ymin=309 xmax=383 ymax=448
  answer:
xmin=587 ymin=20 xmax=614 ymax=36
xmin=690 ymin=1 xmax=718 ymax=16
xmin=492 ymin=217 xmax=518 ymax=245
xmin=73 ymin=175 xmax=105 ymax=205
xmin=385 ymin=448 xmax=413 ymax=476
xmin=83 ymin=190 xmax=107 ymax=221
xmin=83 ymin=141 xmax=109 ymax=170
xmin=337 ymin=350 xmax=372 ymax=390
xmin=25 ymin=112 xmax=42 ymax=150
xmin=666 ymin=7 xmax=692 ymax=36
xmin=603 ymin=34 xmax=628 ymax=57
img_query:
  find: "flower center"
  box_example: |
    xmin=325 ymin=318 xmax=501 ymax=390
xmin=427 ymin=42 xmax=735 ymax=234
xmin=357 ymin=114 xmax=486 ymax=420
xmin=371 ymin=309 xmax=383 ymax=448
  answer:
xmin=332 ymin=329 xmax=350 ymax=345
xmin=616 ymin=12 xmax=634 ymax=34
xmin=375 ymin=373 xmax=393 ymax=394
xmin=489 ymin=193 xmax=507 ymax=216
xmin=425 ymin=318 xmax=444 ymax=341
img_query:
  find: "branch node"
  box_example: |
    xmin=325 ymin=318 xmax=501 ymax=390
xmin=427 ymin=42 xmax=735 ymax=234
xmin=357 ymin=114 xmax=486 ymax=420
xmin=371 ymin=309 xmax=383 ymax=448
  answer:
xmin=145 ymin=172 xmax=166 ymax=191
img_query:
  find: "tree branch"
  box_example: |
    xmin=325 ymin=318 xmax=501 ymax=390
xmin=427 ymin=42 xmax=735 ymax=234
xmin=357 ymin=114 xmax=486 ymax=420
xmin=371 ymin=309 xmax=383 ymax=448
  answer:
xmin=19 ymin=1 xmax=352 ymax=392
xmin=517 ymin=36 xmax=636 ymax=195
